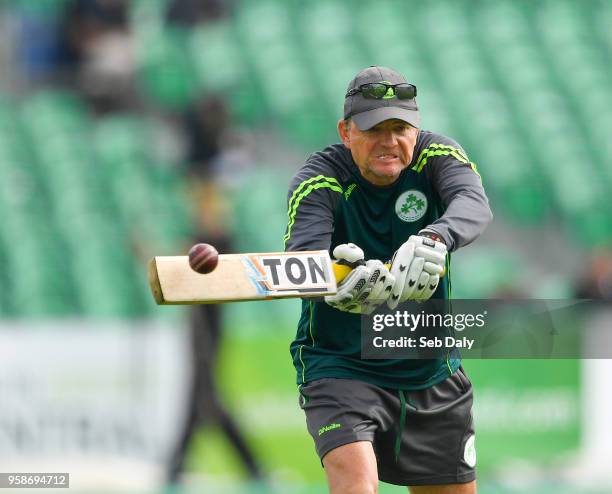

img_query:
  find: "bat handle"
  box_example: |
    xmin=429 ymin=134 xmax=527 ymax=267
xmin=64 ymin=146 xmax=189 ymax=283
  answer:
xmin=332 ymin=262 xmax=391 ymax=284
xmin=332 ymin=262 xmax=445 ymax=284
xmin=331 ymin=263 xmax=353 ymax=284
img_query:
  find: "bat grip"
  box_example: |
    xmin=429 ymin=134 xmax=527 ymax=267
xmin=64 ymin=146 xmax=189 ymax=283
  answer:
xmin=332 ymin=263 xmax=353 ymax=284
xmin=332 ymin=262 xmax=445 ymax=284
xmin=332 ymin=262 xmax=391 ymax=284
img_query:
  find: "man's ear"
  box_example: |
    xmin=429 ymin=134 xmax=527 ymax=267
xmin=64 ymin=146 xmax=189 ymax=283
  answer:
xmin=337 ymin=119 xmax=350 ymax=148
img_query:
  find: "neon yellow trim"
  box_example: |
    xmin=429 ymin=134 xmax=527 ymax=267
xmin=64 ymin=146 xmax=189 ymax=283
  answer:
xmin=309 ymin=300 xmax=315 ymax=346
xmin=299 ymin=345 xmax=306 ymax=383
xmin=446 ymin=254 xmax=452 ymax=299
xmin=439 ymin=143 xmax=468 ymax=162
xmin=415 ymin=143 xmax=468 ymax=167
xmin=444 ymin=253 xmax=453 ymax=375
xmin=430 ymin=143 xmax=468 ymax=162
xmin=444 ymin=252 xmax=455 ymax=376
xmin=414 ymin=143 xmax=480 ymax=174
xmin=470 ymin=162 xmax=482 ymax=180
xmin=284 ymin=180 xmax=343 ymax=246
xmin=296 ymin=303 xmax=316 ymax=385
xmin=286 ymin=174 xmax=341 ymax=221
xmin=416 ymin=148 xmax=468 ymax=172
xmin=285 ymin=175 xmax=342 ymax=244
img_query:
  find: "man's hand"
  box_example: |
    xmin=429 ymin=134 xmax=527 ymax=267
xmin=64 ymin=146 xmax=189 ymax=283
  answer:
xmin=325 ymin=244 xmax=395 ymax=314
xmin=387 ymin=235 xmax=447 ymax=309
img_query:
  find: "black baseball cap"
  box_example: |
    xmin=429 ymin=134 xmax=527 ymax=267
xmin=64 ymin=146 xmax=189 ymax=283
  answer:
xmin=343 ymin=66 xmax=420 ymax=130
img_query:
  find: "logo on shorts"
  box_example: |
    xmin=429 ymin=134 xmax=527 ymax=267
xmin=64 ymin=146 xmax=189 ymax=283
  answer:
xmin=395 ymin=190 xmax=427 ymax=222
xmin=318 ymin=423 xmax=342 ymax=436
xmin=464 ymin=434 xmax=476 ymax=468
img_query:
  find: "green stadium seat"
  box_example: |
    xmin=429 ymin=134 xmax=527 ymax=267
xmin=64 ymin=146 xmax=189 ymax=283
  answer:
xmin=357 ymin=3 xmax=425 ymax=75
xmin=474 ymin=136 xmax=548 ymax=224
xmin=235 ymin=1 xmax=290 ymax=45
xmin=130 ymin=0 xmax=169 ymax=17
xmin=6 ymin=231 xmax=78 ymax=316
xmin=137 ymin=28 xmax=197 ymax=110
xmin=232 ymin=167 xmax=291 ymax=252
xmin=235 ymin=1 xmax=324 ymax=124
xmin=189 ymin=22 xmax=246 ymax=91
xmin=11 ymin=0 xmax=70 ymax=18
xmin=21 ymin=90 xmax=88 ymax=132
xmin=596 ymin=2 xmax=612 ymax=47
xmin=95 ymin=115 xmax=150 ymax=162
xmin=69 ymin=225 xmax=148 ymax=317
xmin=281 ymin=109 xmax=336 ymax=150
xmin=451 ymin=247 xmax=524 ymax=298
xmin=0 ymin=242 xmax=13 ymax=315
xmin=568 ymin=210 xmax=612 ymax=247
xmin=549 ymin=164 xmax=603 ymax=217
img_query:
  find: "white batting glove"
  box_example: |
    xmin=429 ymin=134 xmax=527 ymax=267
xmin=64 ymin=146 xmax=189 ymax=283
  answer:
xmin=387 ymin=235 xmax=447 ymax=309
xmin=325 ymin=244 xmax=395 ymax=314
xmin=360 ymin=260 xmax=396 ymax=314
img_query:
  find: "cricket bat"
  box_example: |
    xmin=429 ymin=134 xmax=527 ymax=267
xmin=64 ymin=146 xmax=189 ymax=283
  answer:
xmin=149 ymin=250 xmax=354 ymax=305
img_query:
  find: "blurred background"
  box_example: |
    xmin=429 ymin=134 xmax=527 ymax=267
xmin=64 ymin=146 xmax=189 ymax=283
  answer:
xmin=0 ymin=0 xmax=611 ymax=493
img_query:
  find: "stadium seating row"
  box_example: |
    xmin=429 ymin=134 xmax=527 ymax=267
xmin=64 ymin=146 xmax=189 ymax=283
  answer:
xmin=1 ymin=0 xmax=610 ymax=316
xmin=0 ymin=91 xmax=191 ymax=316
xmin=131 ymin=0 xmax=612 ymax=244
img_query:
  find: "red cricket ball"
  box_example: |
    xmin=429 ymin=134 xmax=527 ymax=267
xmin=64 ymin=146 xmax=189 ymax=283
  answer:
xmin=188 ymin=243 xmax=219 ymax=274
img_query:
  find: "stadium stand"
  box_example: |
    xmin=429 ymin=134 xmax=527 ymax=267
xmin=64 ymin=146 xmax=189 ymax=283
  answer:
xmin=0 ymin=0 xmax=611 ymax=316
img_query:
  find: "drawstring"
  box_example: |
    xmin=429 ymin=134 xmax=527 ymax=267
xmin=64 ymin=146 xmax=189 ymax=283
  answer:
xmin=394 ymin=390 xmax=407 ymax=462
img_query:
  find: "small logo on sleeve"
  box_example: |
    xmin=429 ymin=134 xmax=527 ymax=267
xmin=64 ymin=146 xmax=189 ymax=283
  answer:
xmin=318 ymin=423 xmax=342 ymax=436
xmin=344 ymin=183 xmax=357 ymax=200
xmin=395 ymin=190 xmax=427 ymax=222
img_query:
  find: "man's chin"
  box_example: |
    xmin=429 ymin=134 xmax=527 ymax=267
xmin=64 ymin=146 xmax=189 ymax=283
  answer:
xmin=369 ymin=168 xmax=402 ymax=185
xmin=374 ymin=164 xmax=403 ymax=178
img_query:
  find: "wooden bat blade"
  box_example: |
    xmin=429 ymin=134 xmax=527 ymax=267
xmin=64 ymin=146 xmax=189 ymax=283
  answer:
xmin=149 ymin=251 xmax=414 ymax=306
xmin=149 ymin=250 xmax=338 ymax=304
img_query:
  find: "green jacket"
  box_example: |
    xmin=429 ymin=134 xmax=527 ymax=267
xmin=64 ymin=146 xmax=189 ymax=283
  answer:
xmin=284 ymin=131 xmax=492 ymax=390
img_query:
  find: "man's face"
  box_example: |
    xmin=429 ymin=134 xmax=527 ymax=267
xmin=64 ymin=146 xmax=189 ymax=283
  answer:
xmin=337 ymin=118 xmax=419 ymax=186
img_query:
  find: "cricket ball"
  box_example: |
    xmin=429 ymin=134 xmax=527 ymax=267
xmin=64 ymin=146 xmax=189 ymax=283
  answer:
xmin=188 ymin=243 xmax=219 ymax=274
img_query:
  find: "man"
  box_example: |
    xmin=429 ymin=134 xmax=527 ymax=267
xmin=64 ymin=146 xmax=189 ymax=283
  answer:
xmin=167 ymin=96 xmax=263 ymax=485
xmin=284 ymin=66 xmax=492 ymax=494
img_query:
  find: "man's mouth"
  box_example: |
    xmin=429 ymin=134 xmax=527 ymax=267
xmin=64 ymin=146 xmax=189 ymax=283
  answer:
xmin=375 ymin=153 xmax=399 ymax=161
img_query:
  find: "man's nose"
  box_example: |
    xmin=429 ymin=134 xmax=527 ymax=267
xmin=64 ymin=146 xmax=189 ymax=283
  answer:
xmin=380 ymin=130 xmax=398 ymax=146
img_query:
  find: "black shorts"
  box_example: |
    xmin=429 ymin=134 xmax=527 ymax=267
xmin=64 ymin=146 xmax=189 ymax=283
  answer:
xmin=298 ymin=368 xmax=476 ymax=486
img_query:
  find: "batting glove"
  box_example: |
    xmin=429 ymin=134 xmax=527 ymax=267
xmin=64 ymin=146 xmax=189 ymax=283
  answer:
xmin=360 ymin=259 xmax=396 ymax=314
xmin=387 ymin=235 xmax=447 ymax=309
xmin=325 ymin=243 xmax=395 ymax=314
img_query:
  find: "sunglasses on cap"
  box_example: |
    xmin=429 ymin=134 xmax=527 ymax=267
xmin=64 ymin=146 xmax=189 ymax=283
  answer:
xmin=345 ymin=82 xmax=417 ymax=100
xmin=344 ymin=82 xmax=416 ymax=99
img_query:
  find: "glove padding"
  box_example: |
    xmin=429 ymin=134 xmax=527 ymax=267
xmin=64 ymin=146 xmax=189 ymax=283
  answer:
xmin=325 ymin=244 xmax=395 ymax=314
xmin=387 ymin=235 xmax=447 ymax=309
